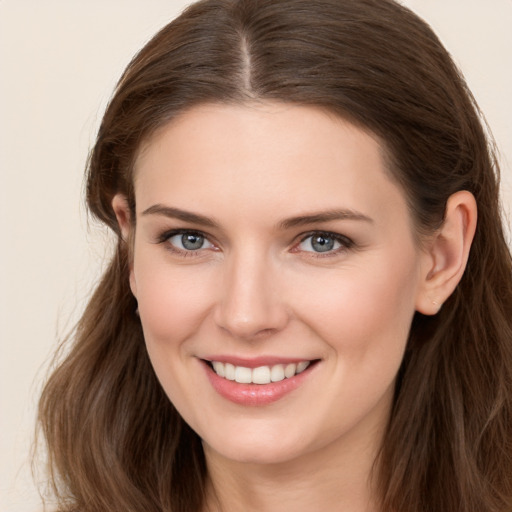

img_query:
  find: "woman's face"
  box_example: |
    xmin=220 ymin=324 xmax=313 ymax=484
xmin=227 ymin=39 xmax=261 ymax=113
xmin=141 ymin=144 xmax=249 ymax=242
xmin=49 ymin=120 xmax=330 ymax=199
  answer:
xmin=125 ymin=102 xmax=431 ymax=466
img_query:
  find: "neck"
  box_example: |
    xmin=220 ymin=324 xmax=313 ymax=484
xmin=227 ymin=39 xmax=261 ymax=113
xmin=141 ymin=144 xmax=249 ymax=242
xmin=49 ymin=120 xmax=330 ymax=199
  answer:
xmin=202 ymin=417 xmax=385 ymax=512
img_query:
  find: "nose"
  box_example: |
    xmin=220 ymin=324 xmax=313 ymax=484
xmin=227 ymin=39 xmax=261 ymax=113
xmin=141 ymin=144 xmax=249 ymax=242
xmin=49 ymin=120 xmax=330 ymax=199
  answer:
xmin=213 ymin=251 xmax=290 ymax=340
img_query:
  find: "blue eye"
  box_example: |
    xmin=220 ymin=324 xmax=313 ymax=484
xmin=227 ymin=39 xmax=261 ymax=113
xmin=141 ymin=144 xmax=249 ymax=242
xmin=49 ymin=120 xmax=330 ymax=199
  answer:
xmin=167 ymin=231 xmax=214 ymax=251
xmin=298 ymin=232 xmax=351 ymax=253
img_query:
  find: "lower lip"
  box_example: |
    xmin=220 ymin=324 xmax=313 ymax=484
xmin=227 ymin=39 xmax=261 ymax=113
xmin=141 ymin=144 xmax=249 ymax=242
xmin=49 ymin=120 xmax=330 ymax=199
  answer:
xmin=202 ymin=361 xmax=317 ymax=406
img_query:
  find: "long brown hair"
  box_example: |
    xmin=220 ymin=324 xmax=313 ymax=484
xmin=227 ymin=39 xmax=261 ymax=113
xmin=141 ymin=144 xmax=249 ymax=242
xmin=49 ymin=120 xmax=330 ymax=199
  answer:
xmin=38 ymin=1 xmax=512 ymax=511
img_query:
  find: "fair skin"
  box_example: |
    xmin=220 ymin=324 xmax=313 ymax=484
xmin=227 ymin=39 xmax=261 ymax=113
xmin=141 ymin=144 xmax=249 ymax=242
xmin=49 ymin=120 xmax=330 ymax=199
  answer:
xmin=113 ymin=102 xmax=476 ymax=512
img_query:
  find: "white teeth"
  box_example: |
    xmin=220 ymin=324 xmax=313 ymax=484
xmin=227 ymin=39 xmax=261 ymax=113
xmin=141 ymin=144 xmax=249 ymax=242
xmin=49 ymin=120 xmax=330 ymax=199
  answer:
xmin=270 ymin=364 xmax=285 ymax=382
xmin=235 ymin=366 xmax=252 ymax=384
xmin=212 ymin=361 xmax=225 ymax=377
xmin=224 ymin=363 xmax=236 ymax=381
xmin=252 ymin=366 xmax=271 ymax=384
xmin=296 ymin=361 xmax=310 ymax=373
xmin=210 ymin=361 xmax=312 ymax=384
xmin=284 ymin=363 xmax=297 ymax=378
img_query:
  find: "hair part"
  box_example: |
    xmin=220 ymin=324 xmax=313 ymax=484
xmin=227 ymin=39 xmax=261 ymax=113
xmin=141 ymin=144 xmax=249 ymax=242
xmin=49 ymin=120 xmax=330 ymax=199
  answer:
xmin=38 ymin=1 xmax=512 ymax=511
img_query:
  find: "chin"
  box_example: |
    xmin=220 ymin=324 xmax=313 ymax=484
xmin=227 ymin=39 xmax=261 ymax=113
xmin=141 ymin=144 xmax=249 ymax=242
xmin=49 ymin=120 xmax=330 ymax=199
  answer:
xmin=205 ymin=439 xmax=307 ymax=466
xmin=199 ymin=420 xmax=319 ymax=466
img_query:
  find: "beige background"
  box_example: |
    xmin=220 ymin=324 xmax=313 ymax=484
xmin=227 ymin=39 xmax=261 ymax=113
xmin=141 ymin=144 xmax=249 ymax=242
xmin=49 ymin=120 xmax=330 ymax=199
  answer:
xmin=1 ymin=1 xmax=511 ymax=511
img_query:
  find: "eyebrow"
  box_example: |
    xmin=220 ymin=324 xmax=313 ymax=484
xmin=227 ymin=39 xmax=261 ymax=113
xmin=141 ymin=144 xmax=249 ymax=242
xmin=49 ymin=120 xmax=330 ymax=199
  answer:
xmin=277 ymin=209 xmax=373 ymax=230
xmin=141 ymin=204 xmax=373 ymax=230
xmin=141 ymin=204 xmax=219 ymax=228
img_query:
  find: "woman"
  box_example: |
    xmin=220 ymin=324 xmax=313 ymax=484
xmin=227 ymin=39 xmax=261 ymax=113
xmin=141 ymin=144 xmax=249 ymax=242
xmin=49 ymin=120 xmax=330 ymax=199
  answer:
xmin=38 ymin=0 xmax=512 ymax=511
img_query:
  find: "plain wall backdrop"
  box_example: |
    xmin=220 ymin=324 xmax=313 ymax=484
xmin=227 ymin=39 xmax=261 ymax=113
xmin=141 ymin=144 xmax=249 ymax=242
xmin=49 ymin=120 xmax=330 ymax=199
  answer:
xmin=1 ymin=1 xmax=511 ymax=511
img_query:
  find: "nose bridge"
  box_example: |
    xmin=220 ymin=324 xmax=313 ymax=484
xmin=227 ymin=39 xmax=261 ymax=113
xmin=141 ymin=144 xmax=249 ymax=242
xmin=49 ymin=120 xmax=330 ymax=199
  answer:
xmin=215 ymin=244 xmax=288 ymax=339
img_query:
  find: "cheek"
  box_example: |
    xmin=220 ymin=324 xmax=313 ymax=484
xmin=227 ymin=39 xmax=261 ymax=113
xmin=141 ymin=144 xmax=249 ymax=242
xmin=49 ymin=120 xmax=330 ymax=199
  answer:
xmin=132 ymin=250 xmax=216 ymax=344
xmin=289 ymin=255 xmax=420 ymax=428
xmin=293 ymin=253 xmax=420 ymax=359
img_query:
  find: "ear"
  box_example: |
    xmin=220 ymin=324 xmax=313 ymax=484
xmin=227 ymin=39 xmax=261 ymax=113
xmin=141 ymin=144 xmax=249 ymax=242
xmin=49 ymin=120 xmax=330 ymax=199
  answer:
xmin=112 ymin=193 xmax=138 ymax=297
xmin=112 ymin=193 xmax=132 ymax=240
xmin=415 ymin=190 xmax=477 ymax=315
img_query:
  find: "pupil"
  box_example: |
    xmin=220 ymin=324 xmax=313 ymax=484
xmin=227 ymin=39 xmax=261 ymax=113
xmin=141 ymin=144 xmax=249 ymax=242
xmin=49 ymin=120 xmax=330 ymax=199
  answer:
xmin=312 ymin=235 xmax=334 ymax=252
xmin=182 ymin=233 xmax=204 ymax=250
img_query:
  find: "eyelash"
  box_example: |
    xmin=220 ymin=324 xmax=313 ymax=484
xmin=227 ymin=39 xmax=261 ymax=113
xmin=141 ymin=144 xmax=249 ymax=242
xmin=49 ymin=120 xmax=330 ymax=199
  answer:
xmin=156 ymin=229 xmax=354 ymax=257
xmin=295 ymin=231 xmax=354 ymax=257
xmin=156 ymin=229 xmax=216 ymax=256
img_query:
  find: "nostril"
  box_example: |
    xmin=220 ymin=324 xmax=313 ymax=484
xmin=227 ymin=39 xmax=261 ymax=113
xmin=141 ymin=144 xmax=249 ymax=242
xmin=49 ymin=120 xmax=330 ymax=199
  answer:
xmin=217 ymin=323 xmax=279 ymax=341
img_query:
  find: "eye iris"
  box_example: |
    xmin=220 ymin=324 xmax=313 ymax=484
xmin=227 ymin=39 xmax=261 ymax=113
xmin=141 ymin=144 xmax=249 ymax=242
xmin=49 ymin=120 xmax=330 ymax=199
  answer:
xmin=181 ymin=233 xmax=204 ymax=250
xmin=311 ymin=235 xmax=334 ymax=252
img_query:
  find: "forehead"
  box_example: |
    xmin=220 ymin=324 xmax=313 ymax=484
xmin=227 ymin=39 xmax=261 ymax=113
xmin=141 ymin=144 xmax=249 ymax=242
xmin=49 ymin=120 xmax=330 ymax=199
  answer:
xmin=135 ymin=101 xmax=386 ymax=170
xmin=133 ymin=102 xmax=411 ymax=232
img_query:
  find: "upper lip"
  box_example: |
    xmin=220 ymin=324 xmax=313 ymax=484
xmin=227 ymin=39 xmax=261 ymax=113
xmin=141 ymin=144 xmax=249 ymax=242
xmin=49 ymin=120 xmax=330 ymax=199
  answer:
xmin=201 ymin=355 xmax=317 ymax=368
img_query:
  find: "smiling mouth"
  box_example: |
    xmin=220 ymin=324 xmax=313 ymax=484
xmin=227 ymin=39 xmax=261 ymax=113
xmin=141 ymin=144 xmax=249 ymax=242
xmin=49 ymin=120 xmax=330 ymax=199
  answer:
xmin=206 ymin=360 xmax=316 ymax=385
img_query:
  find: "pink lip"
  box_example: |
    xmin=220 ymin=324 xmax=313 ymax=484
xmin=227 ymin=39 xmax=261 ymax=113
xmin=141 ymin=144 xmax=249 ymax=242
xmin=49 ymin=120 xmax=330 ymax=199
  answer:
xmin=201 ymin=359 xmax=318 ymax=406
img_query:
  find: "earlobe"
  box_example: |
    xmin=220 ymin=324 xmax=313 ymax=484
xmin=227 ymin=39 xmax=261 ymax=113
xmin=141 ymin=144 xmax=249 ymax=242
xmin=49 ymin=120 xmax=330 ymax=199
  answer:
xmin=416 ymin=191 xmax=477 ymax=315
